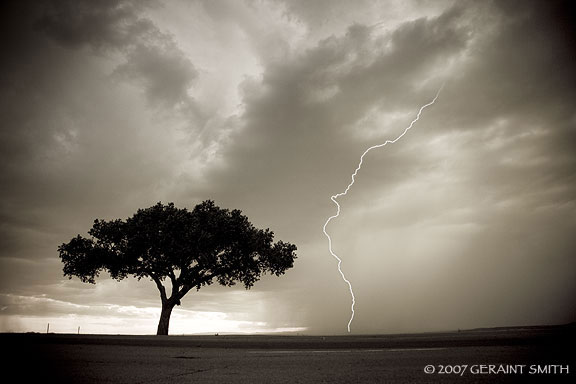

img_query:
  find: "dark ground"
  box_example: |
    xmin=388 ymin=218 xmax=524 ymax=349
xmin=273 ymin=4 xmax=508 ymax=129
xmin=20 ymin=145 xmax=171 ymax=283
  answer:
xmin=2 ymin=324 xmax=575 ymax=383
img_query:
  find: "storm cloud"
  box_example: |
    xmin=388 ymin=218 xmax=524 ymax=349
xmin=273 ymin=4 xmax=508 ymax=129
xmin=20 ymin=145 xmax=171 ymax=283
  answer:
xmin=0 ymin=0 xmax=574 ymax=334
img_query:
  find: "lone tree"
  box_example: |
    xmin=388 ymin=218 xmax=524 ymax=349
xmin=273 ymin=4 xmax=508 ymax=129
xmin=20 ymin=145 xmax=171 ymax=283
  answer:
xmin=58 ymin=200 xmax=297 ymax=335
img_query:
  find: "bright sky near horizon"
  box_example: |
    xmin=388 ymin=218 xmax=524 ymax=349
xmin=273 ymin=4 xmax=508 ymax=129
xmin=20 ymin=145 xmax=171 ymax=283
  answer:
xmin=1 ymin=0 xmax=575 ymax=335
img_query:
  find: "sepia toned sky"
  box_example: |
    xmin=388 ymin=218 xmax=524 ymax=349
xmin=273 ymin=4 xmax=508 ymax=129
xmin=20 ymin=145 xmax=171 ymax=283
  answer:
xmin=1 ymin=0 xmax=575 ymax=335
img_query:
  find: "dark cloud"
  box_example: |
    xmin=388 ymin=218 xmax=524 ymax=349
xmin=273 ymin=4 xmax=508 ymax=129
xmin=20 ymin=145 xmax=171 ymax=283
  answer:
xmin=0 ymin=0 xmax=574 ymax=334
xmin=115 ymin=41 xmax=199 ymax=109
xmin=37 ymin=0 xmax=156 ymax=51
xmin=196 ymin=5 xmax=469 ymax=241
xmin=194 ymin=0 xmax=576 ymax=333
xmin=0 ymin=1 xmax=198 ymax=295
xmin=38 ymin=0 xmax=203 ymax=118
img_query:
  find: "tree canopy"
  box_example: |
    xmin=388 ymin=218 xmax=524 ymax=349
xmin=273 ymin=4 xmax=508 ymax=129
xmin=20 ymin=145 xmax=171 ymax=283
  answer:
xmin=58 ymin=200 xmax=297 ymax=334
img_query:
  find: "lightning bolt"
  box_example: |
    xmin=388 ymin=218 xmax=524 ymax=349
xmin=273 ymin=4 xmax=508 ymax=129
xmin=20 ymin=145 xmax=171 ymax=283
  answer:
xmin=322 ymin=85 xmax=444 ymax=333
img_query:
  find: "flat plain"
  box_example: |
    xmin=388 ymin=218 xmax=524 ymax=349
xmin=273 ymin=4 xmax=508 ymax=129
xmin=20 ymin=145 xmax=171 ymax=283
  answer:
xmin=3 ymin=324 xmax=574 ymax=383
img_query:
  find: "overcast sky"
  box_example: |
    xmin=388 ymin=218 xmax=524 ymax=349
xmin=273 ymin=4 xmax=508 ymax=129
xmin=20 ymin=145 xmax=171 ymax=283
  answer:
xmin=1 ymin=0 xmax=575 ymax=335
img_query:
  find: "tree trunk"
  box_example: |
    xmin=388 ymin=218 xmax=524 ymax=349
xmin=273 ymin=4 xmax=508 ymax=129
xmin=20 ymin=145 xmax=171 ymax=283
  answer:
xmin=157 ymin=301 xmax=174 ymax=335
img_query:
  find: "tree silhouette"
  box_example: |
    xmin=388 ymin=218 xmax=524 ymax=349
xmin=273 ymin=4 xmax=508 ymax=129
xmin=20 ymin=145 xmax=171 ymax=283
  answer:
xmin=58 ymin=200 xmax=297 ymax=335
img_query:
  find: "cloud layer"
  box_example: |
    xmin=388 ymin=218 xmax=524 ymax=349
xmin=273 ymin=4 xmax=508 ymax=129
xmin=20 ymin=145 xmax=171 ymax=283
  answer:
xmin=0 ymin=0 xmax=574 ymax=334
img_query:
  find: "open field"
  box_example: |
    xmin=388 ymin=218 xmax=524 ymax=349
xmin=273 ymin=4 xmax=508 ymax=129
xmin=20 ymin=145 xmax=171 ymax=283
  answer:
xmin=3 ymin=325 xmax=575 ymax=383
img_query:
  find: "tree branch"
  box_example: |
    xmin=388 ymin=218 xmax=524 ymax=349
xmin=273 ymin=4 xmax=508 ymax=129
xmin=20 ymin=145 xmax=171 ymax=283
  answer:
xmin=150 ymin=272 xmax=167 ymax=303
xmin=176 ymin=269 xmax=222 ymax=301
xmin=177 ymin=263 xmax=201 ymax=285
xmin=177 ymin=284 xmax=192 ymax=301
xmin=167 ymin=269 xmax=180 ymax=304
